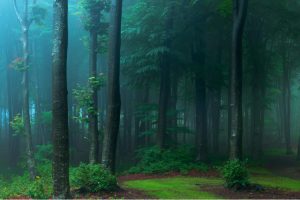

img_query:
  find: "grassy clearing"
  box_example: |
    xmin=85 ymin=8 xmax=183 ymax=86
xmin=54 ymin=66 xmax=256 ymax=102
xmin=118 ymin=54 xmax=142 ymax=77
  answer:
xmin=123 ymin=177 xmax=222 ymax=199
xmin=252 ymin=176 xmax=300 ymax=191
xmin=123 ymin=168 xmax=300 ymax=199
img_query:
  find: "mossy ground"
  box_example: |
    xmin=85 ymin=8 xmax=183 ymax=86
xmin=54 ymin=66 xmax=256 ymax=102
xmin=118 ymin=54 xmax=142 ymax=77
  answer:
xmin=122 ymin=168 xmax=300 ymax=199
xmin=123 ymin=177 xmax=222 ymax=199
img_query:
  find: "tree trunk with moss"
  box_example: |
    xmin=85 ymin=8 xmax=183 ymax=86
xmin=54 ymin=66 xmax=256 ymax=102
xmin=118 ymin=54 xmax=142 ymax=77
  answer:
xmin=102 ymin=0 xmax=122 ymax=174
xmin=52 ymin=0 xmax=70 ymax=198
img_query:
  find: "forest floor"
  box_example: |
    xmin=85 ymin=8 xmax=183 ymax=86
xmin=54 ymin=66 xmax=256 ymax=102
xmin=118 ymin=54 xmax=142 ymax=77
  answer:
xmin=118 ymin=154 xmax=300 ymax=199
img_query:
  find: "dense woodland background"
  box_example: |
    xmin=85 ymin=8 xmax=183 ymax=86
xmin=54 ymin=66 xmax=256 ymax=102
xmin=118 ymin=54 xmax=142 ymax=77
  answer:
xmin=1 ymin=1 xmax=300 ymax=196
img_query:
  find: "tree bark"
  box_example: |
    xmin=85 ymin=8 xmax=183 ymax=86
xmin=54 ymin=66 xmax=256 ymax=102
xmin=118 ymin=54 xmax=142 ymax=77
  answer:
xmin=13 ymin=0 xmax=37 ymax=180
xmin=195 ymin=75 xmax=208 ymax=161
xmin=156 ymin=2 xmax=174 ymax=149
xmin=89 ymin=30 xmax=99 ymax=164
xmin=52 ymin=0 xmax=70 ymax=198
xmin=229 ymin=0 xmax=248 ymax=160
xmin=282 ymin=47 xmax=292 ymax=155
xmin=101 ymin=0 xmax=122 ymax=174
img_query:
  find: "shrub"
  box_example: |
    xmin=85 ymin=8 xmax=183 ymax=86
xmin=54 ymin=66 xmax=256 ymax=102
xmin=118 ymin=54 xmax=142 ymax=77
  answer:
xmin=71 ymin=163 xmax=117 ymax=193
xmin=221 ymin=159 xmax=250 ymax=189
xmin=0 ymin=164 xmax=53 ymax=199
xmin=128 ymin=146 xmax=208 ymax=174
xmin=28 ymin=177 xmax=49 ymax=199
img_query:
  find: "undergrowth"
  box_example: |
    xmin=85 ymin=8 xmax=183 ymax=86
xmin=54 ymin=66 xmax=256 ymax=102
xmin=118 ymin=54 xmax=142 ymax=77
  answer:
xmin=127 ymin=146 xmax=209 ymax=174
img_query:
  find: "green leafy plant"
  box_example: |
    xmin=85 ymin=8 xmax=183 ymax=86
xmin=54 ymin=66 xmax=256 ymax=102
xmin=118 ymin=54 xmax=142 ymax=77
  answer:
xmin=35 ymin=144 xmax=53 ymax=164
xmin=221 ymin=159 xmax=250 ymax=189
xmin=128 ymin=146 xmax=208 ymax=174
xmin=71 ymin=163 xmax=118 ymax=193
xmin=28 ymin=176 xmax=49 ymax=199
xmin=10 ymin=114 xmax=25 ymax=136
xmin=10 ymin=58 xmax=28 ymax=72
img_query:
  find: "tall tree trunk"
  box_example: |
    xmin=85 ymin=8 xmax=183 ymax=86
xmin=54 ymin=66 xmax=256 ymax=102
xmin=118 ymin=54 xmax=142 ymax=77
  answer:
xmin=195 ymin=75 xmax=208 ymax=161
xmin=212 ymin=88 xmax=221 ymax=154
xmin=101 ymin=0 xmax=122 ymax=174
xmin=13 ymin=0 xmax=37 ymax=180
xmin=297 ymin=136 xmax=300 ymax=160
xmin=156 ymin=2 xmax=174 ymax=149
xmin=89 ymin=30 xmax=99 ymax=164
xmin=229 ymin=0 xmax=248 ymax=160
xmin=283 ymin=47 xmax=292 ymax=155
xmin=52 ymin=0 xmax=70 ymax=198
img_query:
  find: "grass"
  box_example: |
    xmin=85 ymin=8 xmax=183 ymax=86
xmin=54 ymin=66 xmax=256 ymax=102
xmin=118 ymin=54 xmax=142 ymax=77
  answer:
xmin=123 ymin=167 xmax=300 ymax=199
xmin=252 ymin=175 xmax=300 ymax=191
xmin=123 ymin=177 xmax=222 ymax=199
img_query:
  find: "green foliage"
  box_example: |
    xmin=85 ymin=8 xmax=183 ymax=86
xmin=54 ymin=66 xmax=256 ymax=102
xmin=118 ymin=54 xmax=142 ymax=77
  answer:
xmin=10 ymin=57 xmax=28 ymax=72
xmin=28 ymin=176 xmax=48 ymax=199
xmin=71 ymin=163 xmax=118 ymax=193
xmin=221 ymin=159 xmax=250 ymax=189
xmin=34 ymin=144 xmax=53 ymax=164
xmin=128 ymin=146 xmax=208 ymax=174
xmin=41 ymin=111 xmax=52 ymax=126
xmin=73 ymin=74 xmax=105 ymax=123
xmin=0 ymin=164 xmax=52 ymax=199
xmin=30 ymin=5 xmax=47 ymax=26
xmin=218 ymin=0 xmax=232 ymax=18
xmin=10 ymin=114 xmax=24 ymax=136
xmin=88 ymin=73 xmax=106 ymax=90
xmin=77 ymin=0 xmax=110 ymax=33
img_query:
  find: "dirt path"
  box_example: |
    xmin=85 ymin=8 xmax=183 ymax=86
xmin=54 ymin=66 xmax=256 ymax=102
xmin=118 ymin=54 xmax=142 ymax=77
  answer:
xmin=264 ymin=154 xmax=300 ymax=179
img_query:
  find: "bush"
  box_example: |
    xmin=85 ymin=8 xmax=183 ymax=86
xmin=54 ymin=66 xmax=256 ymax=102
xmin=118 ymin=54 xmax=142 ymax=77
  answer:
xmin=28 ymin=177 xmax=49 ymax=199
xmin=221 ymin=159 xmax=250 ymax=189
xmin=128 ymin=146 xmax=208 ymax=174
xmin=71 ymin=163 xmax=117 ymax=193
xmin=0 ymin=164 xmax=52 ymax=199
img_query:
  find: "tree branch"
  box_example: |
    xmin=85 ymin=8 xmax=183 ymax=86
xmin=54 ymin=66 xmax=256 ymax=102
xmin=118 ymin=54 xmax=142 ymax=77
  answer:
xmin=13 ymin=0 xmax=23 ymax=24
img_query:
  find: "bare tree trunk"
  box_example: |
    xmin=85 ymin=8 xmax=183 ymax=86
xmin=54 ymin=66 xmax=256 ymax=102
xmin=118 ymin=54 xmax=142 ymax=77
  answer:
xmin=101 ymin=0 xmax=122 ymax=174
xmin=297 ymin=136 xmax=300 ymax=160
xmin=52 ymin=0 xmax=70 ymax=198
xmin=229 ymin=0 xmax=248 ymax=160
xmin=195 ymin=75 xmax=208 ymax=161
xmin=156 ymin=2 xmax=174 ymax=149
xmin=89 ymin=30 xmax=99 ymax=164
xmin=13 ymin=0 xmax=37 ymax=180
xmin=283 ymin=48 xmax=292 ymax=155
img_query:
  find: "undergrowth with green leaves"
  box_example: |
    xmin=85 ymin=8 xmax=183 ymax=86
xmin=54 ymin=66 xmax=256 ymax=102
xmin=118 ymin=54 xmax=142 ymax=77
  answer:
xmin=127 ymin=146 xmax=209 ymax=174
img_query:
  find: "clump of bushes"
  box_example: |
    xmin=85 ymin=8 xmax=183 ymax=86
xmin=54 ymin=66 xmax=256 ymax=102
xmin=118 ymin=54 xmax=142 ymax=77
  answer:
xmin=28 ymin=176 xmax=50 ymax=199
xmin=221 ymin=159 xmax=250 ymax=189
xmin=128 ymin=146 xmax=208 ymax=174
xmin=71 ymin=163 xmax=118 ymax=193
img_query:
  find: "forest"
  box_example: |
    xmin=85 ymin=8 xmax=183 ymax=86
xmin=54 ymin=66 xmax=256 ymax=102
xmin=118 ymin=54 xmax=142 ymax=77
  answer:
xmin=0 ymin=0 xmax=300 ymax=199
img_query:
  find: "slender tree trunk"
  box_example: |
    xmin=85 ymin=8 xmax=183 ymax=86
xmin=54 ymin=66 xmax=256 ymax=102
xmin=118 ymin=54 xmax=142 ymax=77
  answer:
xmin=229 ymin=0 xmax=248 ymax=160
xmin=195 ymin=75 xmax=208 ymax=161
xmin=297 ymin=136 xmax=300 ymax=160
xmin=52 ymin=0 xmax=70 ymax=198
xmin=156 ymin=2 xmax=174 ymax=149
xmin=157 ymin=59 xmax=170 ymax=148
xmin=89 ymin=30 xmax=99 ymax=164
xmin=13 ymin=0 xmax=37 ymax=180
xmin=101 ymin=0 xmax=122 ymax=174
xmin=212 ymin=88 xmax=221 ymax=154
xmin=283 ymin=46 xmax=292 ymax=155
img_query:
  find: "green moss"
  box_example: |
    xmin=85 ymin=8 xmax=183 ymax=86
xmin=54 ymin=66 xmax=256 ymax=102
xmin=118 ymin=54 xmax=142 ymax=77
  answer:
xmin=123 ymin=177 xmax=222 ymax=199
xmin=252 ymin=176 xmax=300 ymax=191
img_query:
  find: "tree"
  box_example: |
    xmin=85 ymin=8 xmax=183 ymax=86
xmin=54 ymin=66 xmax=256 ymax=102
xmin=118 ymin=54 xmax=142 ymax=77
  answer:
xmin=102 ymin=0 xmax=123 ymax=173
xmin=78 ymin=0 xmax=110 ymax=164
xmin=13 ymin=0 xmax=37 ymax=180
xmin=229 ymin=0 xmax=248 ymax=159
xmin=156 ymin=1 xmax=174 ymax=149
xmin=52 ymin=0 xmax=70 ymax=198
